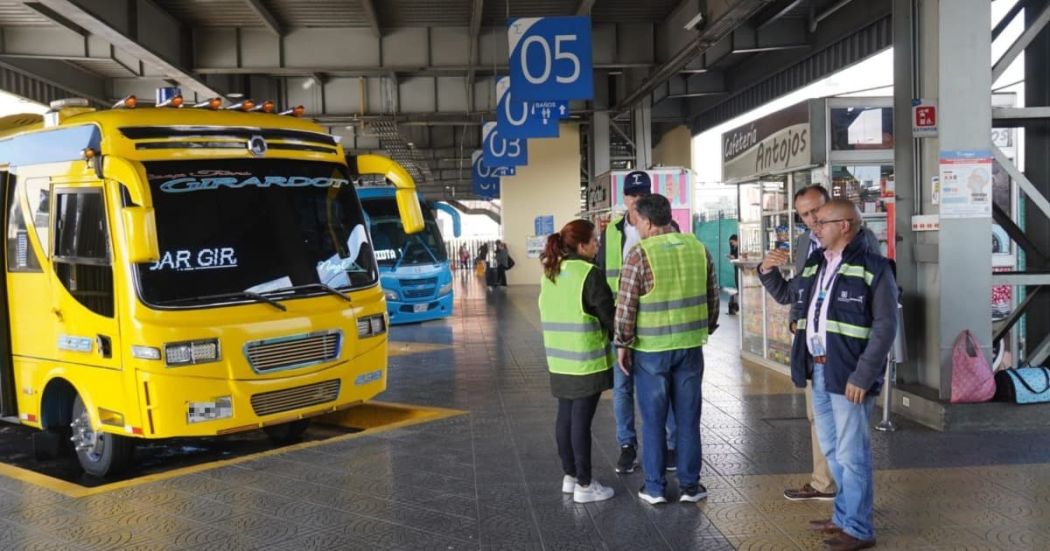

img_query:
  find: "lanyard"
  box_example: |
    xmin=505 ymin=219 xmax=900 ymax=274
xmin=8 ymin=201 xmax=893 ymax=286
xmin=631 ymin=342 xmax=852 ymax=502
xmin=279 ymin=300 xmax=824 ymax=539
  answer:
xmin=811 ymin=262 xmax=836 ymax=333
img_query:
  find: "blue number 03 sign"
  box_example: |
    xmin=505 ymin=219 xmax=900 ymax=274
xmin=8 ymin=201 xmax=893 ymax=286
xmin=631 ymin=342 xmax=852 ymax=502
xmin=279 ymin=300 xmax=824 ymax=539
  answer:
xmin=508 ymin=16 xmax=593 ymax=101
xmin=482 ymin=122 xmax=528 ymax=167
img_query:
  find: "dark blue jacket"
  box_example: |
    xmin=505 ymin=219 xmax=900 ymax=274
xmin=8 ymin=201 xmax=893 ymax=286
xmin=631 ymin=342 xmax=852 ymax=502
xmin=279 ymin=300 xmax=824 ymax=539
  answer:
xmin=788 ymin=235 xmax=898 ymax=395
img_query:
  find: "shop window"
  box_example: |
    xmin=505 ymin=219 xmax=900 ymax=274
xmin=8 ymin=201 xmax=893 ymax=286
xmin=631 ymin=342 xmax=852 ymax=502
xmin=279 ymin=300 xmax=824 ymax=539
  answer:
xmin=52 ymin=190 xmax=113 ymax=317
xmin=6 ymin=176 xmax=42 ymax=272
xmin=830 ymin=107 xmax=894 ymax=150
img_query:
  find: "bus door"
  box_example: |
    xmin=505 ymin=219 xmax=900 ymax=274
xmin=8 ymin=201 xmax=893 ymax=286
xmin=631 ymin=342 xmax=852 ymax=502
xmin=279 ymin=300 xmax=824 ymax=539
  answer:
xmin=46 ymin=179 xmax=122 ymax=372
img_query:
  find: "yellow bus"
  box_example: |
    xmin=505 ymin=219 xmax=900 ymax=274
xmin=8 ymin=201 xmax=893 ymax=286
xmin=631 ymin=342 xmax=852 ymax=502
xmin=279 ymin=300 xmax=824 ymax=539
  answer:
xmin=0 ymin=91 xmax=423 ymax=477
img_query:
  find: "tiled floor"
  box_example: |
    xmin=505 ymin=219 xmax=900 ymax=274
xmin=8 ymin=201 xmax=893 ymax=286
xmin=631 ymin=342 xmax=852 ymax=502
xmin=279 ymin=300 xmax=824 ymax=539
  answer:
xmin=1 ymin=273 xmax=1049 ymax=550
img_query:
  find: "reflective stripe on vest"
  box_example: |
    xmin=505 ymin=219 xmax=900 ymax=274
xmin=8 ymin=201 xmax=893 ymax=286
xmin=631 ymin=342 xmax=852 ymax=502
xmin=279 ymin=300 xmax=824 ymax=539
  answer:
xmin=605 ymin=216 xmax=624 ymax=294
xmin=838 ymin=263 xmax=875 ymax=286
xmin=539 ymin=259 xmax=614 ymax=376
xmin=825 ymin=320 xmax=872 ymax=340
xmin=633 ymin=233 xmax=709 ymax=352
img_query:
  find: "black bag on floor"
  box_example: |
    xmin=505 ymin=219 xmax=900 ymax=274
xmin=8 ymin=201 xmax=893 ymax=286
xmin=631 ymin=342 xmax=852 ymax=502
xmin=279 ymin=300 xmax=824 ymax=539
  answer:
xmin=993 ymin=367 xmax=1050 ymax=404
xmin=485 ymin=265 xmax=498 ymax=286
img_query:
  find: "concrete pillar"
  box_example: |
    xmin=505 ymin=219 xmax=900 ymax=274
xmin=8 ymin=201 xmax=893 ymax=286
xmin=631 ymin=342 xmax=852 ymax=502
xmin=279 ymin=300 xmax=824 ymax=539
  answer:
xmin=935 ymin=0 xmax=993 ymax=398
xmin=591 ymin=70 xmax=611 ymax=179
xmin=652 ymin=125 xmax=693 ymax=170
xmin=500 ymin=124 xmax=583 ymax=286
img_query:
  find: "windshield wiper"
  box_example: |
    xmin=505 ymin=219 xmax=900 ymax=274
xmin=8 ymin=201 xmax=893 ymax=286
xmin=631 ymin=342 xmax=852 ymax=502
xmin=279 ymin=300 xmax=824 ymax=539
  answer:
xmin=276 ymin=283 xmax=353 ymax=303
xmin=163 ymin=291 xmax=288 ymax=312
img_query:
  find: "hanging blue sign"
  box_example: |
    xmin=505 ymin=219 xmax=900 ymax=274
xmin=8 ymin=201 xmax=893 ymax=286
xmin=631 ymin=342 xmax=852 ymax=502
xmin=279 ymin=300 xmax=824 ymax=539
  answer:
xmin=472 ymin=150 xmax=507 ymax=199
xmin=508 ymin=16 xmax=593 ymax=101
xmin=496 ymin=77 xmax=566 ymax=139
xmin=482 ymin=122 xmax=528 ymax=167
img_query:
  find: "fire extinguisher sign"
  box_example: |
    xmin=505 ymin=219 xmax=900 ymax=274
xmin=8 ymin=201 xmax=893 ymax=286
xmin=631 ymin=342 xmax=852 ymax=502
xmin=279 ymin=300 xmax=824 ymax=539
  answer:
xmin=912 ymin=98 xmax=938 ymax=138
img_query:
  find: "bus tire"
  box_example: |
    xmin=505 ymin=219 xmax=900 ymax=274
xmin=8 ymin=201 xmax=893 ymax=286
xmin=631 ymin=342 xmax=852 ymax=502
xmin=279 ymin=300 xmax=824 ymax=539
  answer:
xmin=71 ymin=394 xmax=135 ymax=477
xmin=263 ymin=419 xmax=310 ymax=444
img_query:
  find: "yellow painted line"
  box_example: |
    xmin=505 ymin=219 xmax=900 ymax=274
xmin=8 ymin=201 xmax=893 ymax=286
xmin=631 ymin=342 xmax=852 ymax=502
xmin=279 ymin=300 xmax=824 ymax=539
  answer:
xmin=387 ymin=341 xmax=455 ymax=357
xmin=0 ymin=401 xmax=466 ymax=498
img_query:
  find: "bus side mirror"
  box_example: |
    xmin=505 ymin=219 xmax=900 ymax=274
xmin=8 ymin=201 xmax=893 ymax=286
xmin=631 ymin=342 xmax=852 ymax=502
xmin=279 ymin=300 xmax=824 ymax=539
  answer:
xmin=395 ymin=189 xmax=424 ymax=235
xmin=123 ymin=207 xmax=160 ymax=263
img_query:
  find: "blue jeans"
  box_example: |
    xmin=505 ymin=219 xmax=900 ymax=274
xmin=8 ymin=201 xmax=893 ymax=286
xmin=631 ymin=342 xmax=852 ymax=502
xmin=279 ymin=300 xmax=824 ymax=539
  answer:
xmin=614 ymin=363 xmax=677 ymax=449
xmin=631 ymin=347 xmax=703 ymax=496
xmin=811 ymin=362 xmax=876 ymax=541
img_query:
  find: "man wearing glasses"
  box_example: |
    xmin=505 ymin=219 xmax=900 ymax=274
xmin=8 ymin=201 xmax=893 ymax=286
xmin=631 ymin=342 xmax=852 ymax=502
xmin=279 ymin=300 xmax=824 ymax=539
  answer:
xmin=764 ymin=199 xmax=897 ymax=551
xmin=758 ymin=185 xmax=880 ymax=504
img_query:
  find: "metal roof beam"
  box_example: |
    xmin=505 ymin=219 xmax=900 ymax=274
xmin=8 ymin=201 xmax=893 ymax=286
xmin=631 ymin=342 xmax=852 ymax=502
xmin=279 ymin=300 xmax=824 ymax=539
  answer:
xmin=576 ymin=0 xmax=596 ymax=16
xmin=22 ymin=2 xmax=89 ymax=36
xmin=751 ymin=0 xmax=806 ymax=29
xmin=196 ymin=62 xmax=653 ymax=78
xmin=361 ymin=0 xmax=381 ymax=39
xmin=242 ymin=0 xmax=282 ymax=36
xmin=0 ymin=57 xmax=107 ymax=104
xmin=29 ymin=0 xmax=224 ymax=100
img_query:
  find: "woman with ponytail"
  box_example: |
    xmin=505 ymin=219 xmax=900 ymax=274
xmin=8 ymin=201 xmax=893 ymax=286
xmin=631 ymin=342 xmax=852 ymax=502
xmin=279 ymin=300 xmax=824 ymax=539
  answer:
xmin=538 ymin=219 xmax=616 ymax=503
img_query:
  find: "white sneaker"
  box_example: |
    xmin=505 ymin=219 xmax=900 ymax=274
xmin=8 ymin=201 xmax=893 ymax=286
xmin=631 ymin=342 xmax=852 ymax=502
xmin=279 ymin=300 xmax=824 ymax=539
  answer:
xmin=638 ymin=486 xmax=668 ymax=505
xmin=562 ymin=475 xmax=578 ymax=494
xmin=573 ymin=480 xmax=615 ymax=503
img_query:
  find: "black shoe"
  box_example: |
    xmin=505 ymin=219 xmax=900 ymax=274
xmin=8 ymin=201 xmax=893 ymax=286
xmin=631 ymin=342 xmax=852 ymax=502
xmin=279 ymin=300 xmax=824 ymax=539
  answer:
xmin=615 ymin=444 xmax=638 ymax=474
xmin=679 ymin=483 xmax=708 ymax=503
xmin=666 ymin=448 xmax=677 ymax=472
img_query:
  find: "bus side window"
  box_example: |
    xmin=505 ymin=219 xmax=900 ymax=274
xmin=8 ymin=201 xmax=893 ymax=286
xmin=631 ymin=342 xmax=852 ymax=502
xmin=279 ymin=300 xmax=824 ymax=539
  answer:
xmin=6 ymin=176 xmax=42 ymax=272
xmin=24 ymin=177 xmax=50 ymax=258
xmin=52 ymin=190 xmax=114 ymax=318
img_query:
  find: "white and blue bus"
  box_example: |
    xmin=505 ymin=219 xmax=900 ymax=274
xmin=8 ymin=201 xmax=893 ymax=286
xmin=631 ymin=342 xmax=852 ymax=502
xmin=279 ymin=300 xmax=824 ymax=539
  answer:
xmin=357 ymin=187 xmax=459 ymax=324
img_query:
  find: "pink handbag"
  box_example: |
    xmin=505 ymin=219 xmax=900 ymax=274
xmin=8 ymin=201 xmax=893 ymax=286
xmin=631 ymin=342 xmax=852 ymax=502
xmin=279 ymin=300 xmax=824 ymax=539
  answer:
xmin=950 ymin=330 xmax=996 ymax=403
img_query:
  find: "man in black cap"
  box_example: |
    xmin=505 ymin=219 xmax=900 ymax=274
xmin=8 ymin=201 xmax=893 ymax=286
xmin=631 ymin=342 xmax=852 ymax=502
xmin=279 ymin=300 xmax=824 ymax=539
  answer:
xmin=597 ymin=170 xmax=680 ymax=475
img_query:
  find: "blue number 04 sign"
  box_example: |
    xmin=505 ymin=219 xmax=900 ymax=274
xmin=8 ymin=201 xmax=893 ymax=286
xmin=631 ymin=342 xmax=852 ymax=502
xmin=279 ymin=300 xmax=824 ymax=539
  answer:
xmin=508 ymin=16 xmax=593 ymax=101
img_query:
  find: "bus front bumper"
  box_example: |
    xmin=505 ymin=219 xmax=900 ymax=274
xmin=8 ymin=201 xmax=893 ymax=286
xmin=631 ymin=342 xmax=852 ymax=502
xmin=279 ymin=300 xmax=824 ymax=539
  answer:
xmin=387 ymin=292 xmax=453 ymax=324
xmin=132 ymin=341 xmax=387 ymax=438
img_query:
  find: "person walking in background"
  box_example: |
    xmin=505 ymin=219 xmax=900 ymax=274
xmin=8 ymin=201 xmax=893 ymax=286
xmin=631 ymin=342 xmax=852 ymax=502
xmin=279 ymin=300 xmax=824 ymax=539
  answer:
xmin=727 ymin=234 xmax=740 ymax=315
xmin=771 ymin=199 xmax=895 ymax=550
xmin=459 ymin=246 xmax=470 ymax=270
xmin=495 ymin=241 xmax=511 ymax=286
xmin=614 ymin=194 xmax=719 ymax=504
xmin=539 ymin=220 xmax=617 ymax=504
xmin=597 ymin=171 xmax=681 ymax=475
xmin=758 ymin=184 xmax=881 ymax=503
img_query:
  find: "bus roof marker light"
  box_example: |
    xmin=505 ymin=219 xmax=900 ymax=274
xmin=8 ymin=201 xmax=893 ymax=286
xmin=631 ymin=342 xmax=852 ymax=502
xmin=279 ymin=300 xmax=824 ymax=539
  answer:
xmin=157 ymin=94 xmax=183 ymax=108
xmin=113 ymin=95 xmax=137 ymax=109
xmin=251 ymin=101 xmax=275 ymax=113
xmin=225 ymin=100 xmax=255 ymax=111
xmin=279 ymin=105 xmax=305 ymax=117
xmin=194 ymin=97 xmax=222 ymax=110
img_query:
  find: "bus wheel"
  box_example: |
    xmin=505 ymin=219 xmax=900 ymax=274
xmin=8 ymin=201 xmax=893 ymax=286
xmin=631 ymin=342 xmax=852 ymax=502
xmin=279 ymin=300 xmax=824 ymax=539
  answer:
xmin=70 ymin=395 xmax=134 ymax=477
xmin=263 ymin=419 xmax=310 ymax=444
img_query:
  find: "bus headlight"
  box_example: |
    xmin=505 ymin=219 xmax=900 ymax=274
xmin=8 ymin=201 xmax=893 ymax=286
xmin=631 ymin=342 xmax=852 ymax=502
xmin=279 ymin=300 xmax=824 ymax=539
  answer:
xmin=438 ymin=282 xmax=453 ymax=296
xmin=357 ymin=314 xmax=386 ymax=338
xmin=165 ymin=339 xmax=220 ymax=367
xmin=384 ymin=289 xmax=399 ymax=301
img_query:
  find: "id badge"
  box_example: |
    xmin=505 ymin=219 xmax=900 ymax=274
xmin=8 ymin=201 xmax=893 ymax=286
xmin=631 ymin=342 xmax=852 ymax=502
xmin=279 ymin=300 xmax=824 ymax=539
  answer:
xmin=809 ymin=335 xmax=826 ymax=356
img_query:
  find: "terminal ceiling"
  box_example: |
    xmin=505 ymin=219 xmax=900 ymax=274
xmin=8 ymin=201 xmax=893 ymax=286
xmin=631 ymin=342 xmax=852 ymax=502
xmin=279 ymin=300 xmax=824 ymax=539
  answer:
xmin=0 ymin=0 xmax=890 ymax=197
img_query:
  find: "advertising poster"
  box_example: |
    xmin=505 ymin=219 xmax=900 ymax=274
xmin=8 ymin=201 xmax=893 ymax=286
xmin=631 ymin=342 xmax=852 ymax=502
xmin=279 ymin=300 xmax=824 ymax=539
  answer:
xmin=610 ymin=169 xmax=693 ymax=231
xmin=939 ymin=150 xmax=993 ymax=218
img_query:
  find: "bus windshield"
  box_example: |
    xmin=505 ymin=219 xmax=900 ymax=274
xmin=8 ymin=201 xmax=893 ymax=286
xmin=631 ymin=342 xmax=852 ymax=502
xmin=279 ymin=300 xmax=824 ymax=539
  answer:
xmin=137 ymin=159 xmax=378 ymax=307
xmin=364 ymin=196 xmax=448 ymax=267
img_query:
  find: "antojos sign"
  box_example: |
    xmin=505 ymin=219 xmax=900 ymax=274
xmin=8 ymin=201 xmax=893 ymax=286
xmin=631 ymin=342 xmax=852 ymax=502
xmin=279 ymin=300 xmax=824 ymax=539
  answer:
xmin=721 ymin=101 xmax=818 ymax=182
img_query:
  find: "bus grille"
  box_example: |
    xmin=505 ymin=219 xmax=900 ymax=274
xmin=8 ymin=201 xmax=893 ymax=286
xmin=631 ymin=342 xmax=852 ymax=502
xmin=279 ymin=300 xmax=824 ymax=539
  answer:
xmin=399 ymin=277 xmax=437 ymax=299
xmin=250 ymin=380 xmax=341 ymax=417
xmin=244 ymin=330 xmax=342 ymax=374
xmin=399 ymin=277 xmax=437 ymax=286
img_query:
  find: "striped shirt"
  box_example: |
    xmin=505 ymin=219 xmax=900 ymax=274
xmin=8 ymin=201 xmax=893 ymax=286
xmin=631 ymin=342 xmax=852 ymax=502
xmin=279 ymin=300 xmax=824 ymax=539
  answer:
xmin=614 ymin=225 xmax=720 ymax=347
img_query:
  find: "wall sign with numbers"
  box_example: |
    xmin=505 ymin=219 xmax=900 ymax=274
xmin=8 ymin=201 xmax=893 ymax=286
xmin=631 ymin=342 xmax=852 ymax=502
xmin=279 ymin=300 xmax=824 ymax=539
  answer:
xmin=482 ymin=122 xmax=528 ymax=167
xmin=508 ymin=16 xmax=593 ymax=101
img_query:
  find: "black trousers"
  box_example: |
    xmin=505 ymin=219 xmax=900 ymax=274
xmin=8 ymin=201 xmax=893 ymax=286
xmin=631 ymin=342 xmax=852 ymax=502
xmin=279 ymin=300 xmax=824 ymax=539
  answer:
xmin=556 ymin=393 xmax=602 ymax=486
